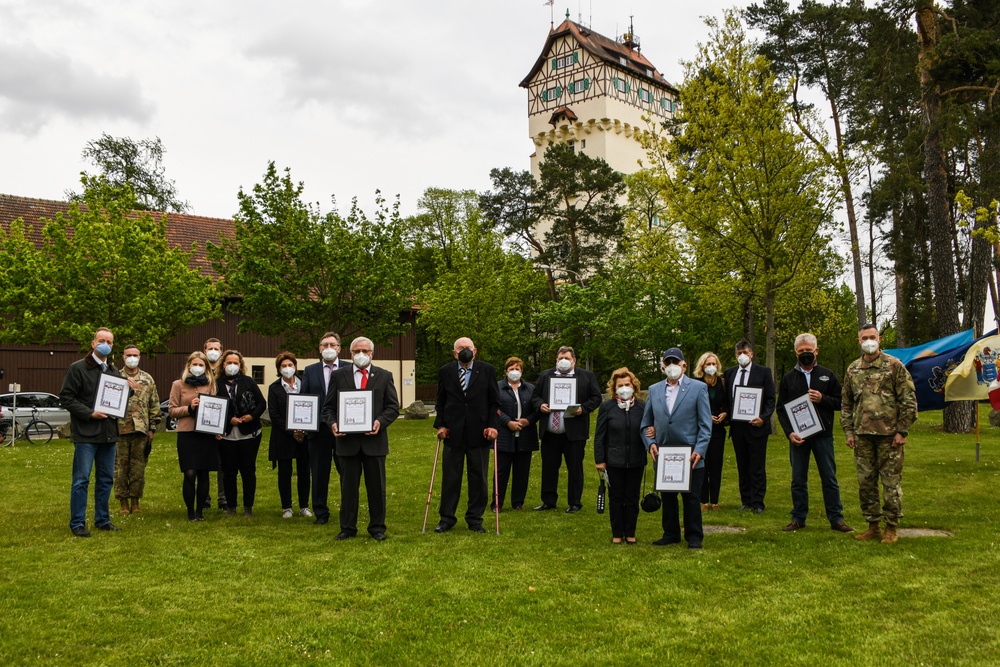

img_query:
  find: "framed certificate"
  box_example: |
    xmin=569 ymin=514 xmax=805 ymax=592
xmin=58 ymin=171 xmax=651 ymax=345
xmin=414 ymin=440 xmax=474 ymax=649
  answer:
xmin=194 ymin=394 xmax=228 ymax=435
xmin=287 ymin=394 xmax=320 ymax=432
xmin=94 ymin=374 xmax=129 ymax=419
xmin=338 ymin=390 xmax=374 ymax=433
xmin=784 ymin=394 xmax=823 ymax=439
xmin=548 ymin=377 xmax=577 ymax=411
xmin=732 ymin=386 xmax=763 ymax=421
xmin=654 ymin=446 xmax=693 ymax=492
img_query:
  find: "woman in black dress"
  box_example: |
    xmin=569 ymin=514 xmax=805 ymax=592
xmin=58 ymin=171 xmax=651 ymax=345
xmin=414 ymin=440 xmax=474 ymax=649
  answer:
xmin=217 ymin=350 xmax=266 ymax=517
xmin=168 ymin=351 xmax=219 ymax=521
xmin=267 ymin=352 xmax=309 ymax=519
xmin=693 ymin=352 xmax=728 ymax=511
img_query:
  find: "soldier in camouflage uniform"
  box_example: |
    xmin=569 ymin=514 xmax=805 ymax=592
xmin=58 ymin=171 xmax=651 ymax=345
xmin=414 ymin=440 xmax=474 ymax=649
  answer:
xmin=841 ymin=324 xmax=917 ymax=544
xmin=116 ymin=344 xmax=162 ymax=514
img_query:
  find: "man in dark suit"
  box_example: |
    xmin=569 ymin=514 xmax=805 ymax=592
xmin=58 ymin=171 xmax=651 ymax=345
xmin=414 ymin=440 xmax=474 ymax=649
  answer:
xmin=322 ymin=336 xmax=399 ymax=541
xmin=723 ymin=339 xmax=776 ymax=514
xmin=433 ymin=337 xmax=501 ymax=534
xmin=531 ymin=346 xmax=603 ymax=513
xmin=301 ymin=331 xmax=351 ymax=525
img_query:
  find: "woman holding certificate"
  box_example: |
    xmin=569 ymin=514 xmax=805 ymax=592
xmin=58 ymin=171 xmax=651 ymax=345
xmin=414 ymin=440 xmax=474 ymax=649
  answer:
xmin=218 ymin=350 xmax=266 ymax=518
xmin=593 ymin=368 xmax=647 ymax=544
xmin=168 ymin=351 xmax=220 ymax=522
xmin=267 ymin=352 xmax=311 ymax=519
xmin=693 ymin=352 xmax=728 ymax=511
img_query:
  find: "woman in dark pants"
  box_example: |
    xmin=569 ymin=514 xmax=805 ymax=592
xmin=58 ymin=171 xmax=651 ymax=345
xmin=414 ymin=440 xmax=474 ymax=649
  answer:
xmin=693 ymin=352 xmax=728 ymax=510
xmin=217 ymin=350 xmax=266 ymax=517
xmin=493 ymin=357 xmax=539 ymax=511
xmin=594 ymin=367 xmax=647 ymax=544
xmin=267 ymin=352 xmax=310 ymax=518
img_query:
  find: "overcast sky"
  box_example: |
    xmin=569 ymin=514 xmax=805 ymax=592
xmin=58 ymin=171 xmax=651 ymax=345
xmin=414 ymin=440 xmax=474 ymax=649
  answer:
xmin=0 ymin=0 xmax=752 ymax=219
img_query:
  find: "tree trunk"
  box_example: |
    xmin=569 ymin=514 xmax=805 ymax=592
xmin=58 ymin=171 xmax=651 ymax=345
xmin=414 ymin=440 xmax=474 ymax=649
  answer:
xmin=829 ymin=96 xmax=868 ymax=328
xmin=742 ymin=292 xmax=756 ymax=348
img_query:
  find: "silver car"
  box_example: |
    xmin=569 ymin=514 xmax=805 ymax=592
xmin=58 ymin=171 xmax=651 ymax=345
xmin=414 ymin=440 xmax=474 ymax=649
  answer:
xmin=0 ymin=392 xmax=71 ymax=428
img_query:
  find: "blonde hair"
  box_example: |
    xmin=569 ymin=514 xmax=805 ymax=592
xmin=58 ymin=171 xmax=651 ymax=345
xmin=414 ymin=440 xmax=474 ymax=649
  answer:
xmin=692 ymin=352 xmax=720 ymax=379
xmin=606 ymin=367 xmax=641 ymax=397
xmin=181 ymin=350 xmax=216 ymax=394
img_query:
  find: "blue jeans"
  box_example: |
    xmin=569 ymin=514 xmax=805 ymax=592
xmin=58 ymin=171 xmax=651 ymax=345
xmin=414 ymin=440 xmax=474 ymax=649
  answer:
xmin=70 ymin=442 xmax=116 ymax=529
xmin=789 ymin=435 xmax=844 ymax=525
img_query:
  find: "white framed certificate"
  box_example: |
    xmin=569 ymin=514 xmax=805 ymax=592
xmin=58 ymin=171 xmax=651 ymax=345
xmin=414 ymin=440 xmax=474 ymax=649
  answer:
xmin=732 ymin=386 xmax=763 ymax=421
xmin=287 ymin=394 xmax=320 ymax=432
xmin=548 ymin=377 xmax=577 ymax=411
xmin=784 ymin=394 xmax=823 ymax=439
xmin=655 ymin=446 xmax=693 ymax=492
xmin=194 ymin=394 xmax=228 ymax=435
xmin=94 ymin=374 xmax=129 ymax=419
xmin=339 ymin=390 xmax=373 ymax=433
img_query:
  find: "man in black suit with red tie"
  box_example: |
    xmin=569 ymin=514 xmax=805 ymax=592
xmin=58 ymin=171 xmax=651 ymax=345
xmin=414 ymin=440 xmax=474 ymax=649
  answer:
xmin=301 ymin=331 xmax=351 ymax=525
xmin=723 ymin=339 xmax=776 ymax=514
xmin=433 ymin=337 xmax=501 ymax=534
xmin=322 ymin=336 xmax=399 ymax=541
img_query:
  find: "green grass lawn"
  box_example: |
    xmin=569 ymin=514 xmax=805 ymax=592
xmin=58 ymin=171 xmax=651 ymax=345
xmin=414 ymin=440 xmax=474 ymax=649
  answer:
xmin=1 ymin=405 xmax=998 ymax=666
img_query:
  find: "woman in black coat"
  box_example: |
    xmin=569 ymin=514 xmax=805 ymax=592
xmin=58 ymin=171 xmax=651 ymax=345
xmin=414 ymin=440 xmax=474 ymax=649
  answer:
xmin=217 ymin=350 xmax=266 ymax=516
xmin=594 ymin=367 xmax=647 ymax=544
xmin=494 ymin=357 xmax=539 ymax=511
xmin=267 ymin=351 xmax=310 ymax=518
xmin=693 ymin=352 xmax=728 ymax=511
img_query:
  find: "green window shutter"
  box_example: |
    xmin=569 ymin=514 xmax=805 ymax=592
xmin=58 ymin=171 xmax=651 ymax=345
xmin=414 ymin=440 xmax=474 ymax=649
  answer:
xmin=661 ymin=97 xmax=667 ymax=109
xmin=552 ymin=57 xmax=558 ymax=70
xmin=584 ymin=78 xmax=590 ymax=90
xmin=569 ymin=82 xmax=575 ymax=94
xmin=613 ymin=76 xmax=619 ymax=89
xmin=573 ymin=52 xmax=579 ymax=64
xmin=556 ymin=85 xmax=562 ymax=98
xmin=626 ymin=82 xmax=630 ymax=93
xmin=541 ymin=89 xmax=547 ymax=102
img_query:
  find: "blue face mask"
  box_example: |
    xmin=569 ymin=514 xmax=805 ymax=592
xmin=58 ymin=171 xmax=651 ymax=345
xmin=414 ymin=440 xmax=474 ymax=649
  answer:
xmin=96 ymin=342 xmax=112 ymax=357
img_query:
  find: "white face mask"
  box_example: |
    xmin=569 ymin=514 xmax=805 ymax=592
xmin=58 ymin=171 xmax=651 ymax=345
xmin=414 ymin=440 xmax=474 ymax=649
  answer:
xmin=556 ymin=358 xmax=573 ymax=373
xmin=737 ymin=353 xmax=751 ymax=368
xmin=616 ymin=386 xmax=634 ymax=400
xmin=861 ymin=339 xmax=879 ymax=355
xmin=206 ymin=350 xmax=221 ymax=363
xmin=321 ymin=348 xmax=339 ymax=362
xmin=353 ymin=353 xmax=371 ymax=369
xmin=124 ymin=356 xmax=140 ymax=369
xmin=189 ymin=364 xmax=206 ymax=377
xmin=703 ymin=364 xmax=717 ymax=377
xmin=280 ymin=366 xmax=297 ymax=379
xmin=665 ymin=364 xmax=683 ymax=381
xmin=225 ymin=363 xmax=240 ymax=377
xmin=507 ymin=370 xmax=522 ymax=383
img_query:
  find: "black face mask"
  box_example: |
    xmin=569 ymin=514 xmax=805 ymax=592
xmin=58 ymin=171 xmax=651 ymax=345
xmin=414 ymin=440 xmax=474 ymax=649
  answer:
xmin=798 ymin=352 xmax=816 ymax=367
xmin=457 ymin=348 xmax=474 ymax=364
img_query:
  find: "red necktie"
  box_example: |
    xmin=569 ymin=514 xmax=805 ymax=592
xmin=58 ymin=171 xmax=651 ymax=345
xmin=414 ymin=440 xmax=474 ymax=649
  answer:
xmin=360 ymin=368 xmax=369 ymax=389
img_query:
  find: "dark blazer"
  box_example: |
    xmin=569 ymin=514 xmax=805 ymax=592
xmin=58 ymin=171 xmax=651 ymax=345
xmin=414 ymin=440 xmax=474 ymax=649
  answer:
xmin=267 ymin=379 xmax=300 ymax=461
xmin=219 ymin=374 xmax=266 ymax=436
xmin=723 ymin=362 xmax=776 ymax=437
xmin=594 ymin=398 xmax=648 ymax=469
xmin=433 ymin=361 xmax=501 ymax=449
xmin=302 ymin=359 xmax=351 ymax=422
xmin=496 ymin=379 xmax=540 ymax=453
xmin=776 ymin=364 xmax=842 ymax=440
xmin=322 ymin=364 xmax=399 ymax=457
xmin=60 ymin=354 xmax=125 ymax=444
xmin=531 ymin=367 xmax=603 ymax=442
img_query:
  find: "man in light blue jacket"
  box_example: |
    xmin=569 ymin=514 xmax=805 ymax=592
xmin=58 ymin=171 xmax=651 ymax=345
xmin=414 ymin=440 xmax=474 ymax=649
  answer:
xmin=641 ymin=347 xmax=713 ymax=549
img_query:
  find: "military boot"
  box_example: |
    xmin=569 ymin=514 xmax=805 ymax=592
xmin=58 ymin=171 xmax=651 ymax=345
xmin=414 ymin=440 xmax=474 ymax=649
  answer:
xmin=131 ymin=498 xmax=141 ymax=514
xmin=855 ymin=522 xmax=881 ymax=541
xmin=119 ymin=499 xmax=130 ymax=515
xmin=881 ymin=525 xmax=898 ymax=544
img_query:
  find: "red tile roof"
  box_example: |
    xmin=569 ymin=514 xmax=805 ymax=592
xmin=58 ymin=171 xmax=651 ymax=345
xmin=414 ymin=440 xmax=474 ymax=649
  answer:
xmin=0 ymin=193 xmax=233 ymax=279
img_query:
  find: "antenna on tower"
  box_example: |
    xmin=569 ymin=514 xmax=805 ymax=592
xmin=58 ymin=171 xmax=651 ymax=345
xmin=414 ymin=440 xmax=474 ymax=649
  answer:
xmin=545 ymin=0 xmax=554 ymax=30
xmin=620 ymin=15 xmax=640 ymax=52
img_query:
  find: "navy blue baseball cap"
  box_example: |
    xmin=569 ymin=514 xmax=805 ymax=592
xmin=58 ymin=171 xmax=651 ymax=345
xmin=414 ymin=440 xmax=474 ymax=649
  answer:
xmin=662 ymin=347 xmax=684 ymax=363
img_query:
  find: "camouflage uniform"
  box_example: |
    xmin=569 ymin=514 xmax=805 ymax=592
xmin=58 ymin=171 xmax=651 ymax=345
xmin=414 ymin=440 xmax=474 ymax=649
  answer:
xmin=115 ymin=368 xmax=161 ymax=500
xmin=841 ymin=351 xmax=917 ymax=526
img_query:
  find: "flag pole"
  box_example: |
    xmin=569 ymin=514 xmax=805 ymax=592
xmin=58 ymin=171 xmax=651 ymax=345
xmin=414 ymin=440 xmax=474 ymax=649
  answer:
xmin=976 ymin=402 xmax=981 ymax=462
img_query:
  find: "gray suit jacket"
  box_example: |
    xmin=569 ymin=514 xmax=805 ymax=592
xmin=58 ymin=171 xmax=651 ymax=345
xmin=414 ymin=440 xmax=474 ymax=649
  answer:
xmin=639 ymin=376 xmax=712 ymax=469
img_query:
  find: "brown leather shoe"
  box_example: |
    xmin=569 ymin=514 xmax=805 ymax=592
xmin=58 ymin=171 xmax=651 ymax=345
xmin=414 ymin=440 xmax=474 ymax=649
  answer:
xmin=831 ymin=521 xmax=854 ymax=533
xmin=782 ymin=520 xmax=805 ymax=532
xmin=881 ymin=525 xmax=898 ymax=544
xmin=855 ymin=522 xmax=881 ymax=541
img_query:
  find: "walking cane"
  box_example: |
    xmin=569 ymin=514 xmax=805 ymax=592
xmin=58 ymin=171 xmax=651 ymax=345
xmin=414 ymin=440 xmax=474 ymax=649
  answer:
xmin=422 ymin=438 xmax=443 ymax=534
xmin=493 ymin=442 xmax=501 ymax=535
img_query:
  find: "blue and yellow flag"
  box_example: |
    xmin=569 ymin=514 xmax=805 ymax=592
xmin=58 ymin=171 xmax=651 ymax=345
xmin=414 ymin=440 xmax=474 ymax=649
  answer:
xmin=945 ymin=335 xmax=1000 ymax=401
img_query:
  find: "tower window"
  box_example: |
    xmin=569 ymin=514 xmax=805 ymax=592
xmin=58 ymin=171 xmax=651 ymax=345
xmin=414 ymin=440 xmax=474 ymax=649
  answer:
xmin=551 ymin=51 xmax=580 ymax=70
xmin=613 ymin=77 xmax=629 ymax=93
xmin=568 ymin=78 xmax=590 ymax=94
xmin=638 ymin=88 xmax=653 ymax=103
xmin=541 ymin=86 xmax=562 ymax=102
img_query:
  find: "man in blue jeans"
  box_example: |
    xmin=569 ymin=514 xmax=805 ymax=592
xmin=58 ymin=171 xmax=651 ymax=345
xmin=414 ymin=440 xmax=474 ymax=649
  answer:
xmin=60 ymin=327 xmax=125 ymax=537
xmin=776 ymin=333 xmax=853 ymax=534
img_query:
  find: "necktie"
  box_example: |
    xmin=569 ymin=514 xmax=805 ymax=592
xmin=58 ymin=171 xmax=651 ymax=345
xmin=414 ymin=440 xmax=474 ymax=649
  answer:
xmin=551 ymin=410 xmax=561 ymax=431
xmin=459 ymin=367 xmax=469 ymax=392
xmin=101 ymin=362 xmax=107 ymax=372
xmin=740 ymin=369 xmax=747 ymax=386
xmin=360 ymin=368 xmax=368 ymax=389
xmin=324 ymin=364 xmax=332 ymax=393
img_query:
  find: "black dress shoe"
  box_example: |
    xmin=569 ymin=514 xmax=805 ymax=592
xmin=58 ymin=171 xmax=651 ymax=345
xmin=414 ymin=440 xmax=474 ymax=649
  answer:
xmin=334 ymin=531 xmax=355 ymax=540
xmin=753 ymin=507 xmax=765 ymax=515
xmin=688 ymin=542 xmax=703 ymax=549
xmin=469 ymin=525 xmax=486 ymax=533
xmin=314 ymin=516 xmax=329 ymax=525
xmin=71 ymin=525 xmax=91 ymax=538
xmin=512 ymin=504 xmax=525 ymax=510
xmin=652 ymin=536 xmax=681 ymax=546
xmin=533 ymin=503 xmax=557 ymax=511
xmin=371 ymin=532 xmax=386 ymax=541
xmin=434 ymin=522 xmax=452 ymax=533
xmin=97 ymin=523 xmax=121 ymax=531
xmin=738 ymin=504 xmax=752 ymax=511
xmin=565 ymin=505 xmax=582 ymax=514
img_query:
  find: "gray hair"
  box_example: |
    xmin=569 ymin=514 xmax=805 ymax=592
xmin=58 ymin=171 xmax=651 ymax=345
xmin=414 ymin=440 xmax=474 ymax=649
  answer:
xmin=793 ymin=333 xmax=817 ymax=348
xmin=350 ymin=336 xmax=374 ymax=351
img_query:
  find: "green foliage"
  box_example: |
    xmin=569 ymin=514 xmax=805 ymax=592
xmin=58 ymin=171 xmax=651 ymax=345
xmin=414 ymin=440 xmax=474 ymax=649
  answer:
xmin=209 ymin=162 xmax=413 ymax=357
xmin=0 ymin=175 xmax=217 ymax=353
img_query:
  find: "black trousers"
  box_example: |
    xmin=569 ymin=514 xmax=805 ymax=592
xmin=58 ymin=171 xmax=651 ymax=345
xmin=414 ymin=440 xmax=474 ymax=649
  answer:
xmin=219 ymin=435 xmax=261 ymax=509
xmin=539 ymin=433 xmax=585 ymax=508
xmin=660 ymin=467 xmax=705 ymax=546
xmin=700 ymin=425 xmax=726 ymax=505
xmin=493 ymin=449 xmax=533 ymax=509
xmin=439 ymin=445 xmax=489 ymax=528
xmin=607 ymin=466 xmax=643 ymax=539
xmin=731 ymin=425 xmax=768 ymax=509
xmin=309 ymin=429 xmax=341 ymax=521
xmin=277 ymin=441 xmax=310 ymax=510
xmin=339 ymin=452 xmax=386 ymax=536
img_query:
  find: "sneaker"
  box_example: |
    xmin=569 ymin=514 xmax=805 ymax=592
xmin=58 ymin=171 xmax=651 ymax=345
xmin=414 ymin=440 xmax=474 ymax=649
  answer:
xmin=282 ymin=508 xmax=294 ymax=519
xmin=299 ymin=508 xmax=314 ymax=518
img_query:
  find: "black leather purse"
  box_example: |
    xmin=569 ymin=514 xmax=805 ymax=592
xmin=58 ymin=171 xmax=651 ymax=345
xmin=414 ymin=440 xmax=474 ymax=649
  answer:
xmin=640 ymin=465 xmax=660 ymax=512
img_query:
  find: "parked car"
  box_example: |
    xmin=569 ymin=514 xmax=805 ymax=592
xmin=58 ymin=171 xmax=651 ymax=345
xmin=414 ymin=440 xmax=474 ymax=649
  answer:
xmin=159 ymin=399 xmax=178 ymax=431
xmin=0 ymin=392 xmax=71 ymax=429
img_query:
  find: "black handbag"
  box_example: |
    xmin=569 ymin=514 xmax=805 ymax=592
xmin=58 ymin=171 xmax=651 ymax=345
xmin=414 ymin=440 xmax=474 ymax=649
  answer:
xmin=640 ymin=465 xmax=660 ymax=513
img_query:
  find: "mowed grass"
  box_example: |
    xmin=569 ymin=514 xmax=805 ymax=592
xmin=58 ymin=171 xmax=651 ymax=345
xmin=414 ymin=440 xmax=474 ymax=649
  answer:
xmin=1 ymin=405 xmax=999 ymax=666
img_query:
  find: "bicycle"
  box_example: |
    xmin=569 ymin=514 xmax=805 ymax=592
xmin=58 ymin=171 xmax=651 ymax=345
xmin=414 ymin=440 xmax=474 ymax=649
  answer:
xmin=1 ymin=406 xmax=55 ymax=445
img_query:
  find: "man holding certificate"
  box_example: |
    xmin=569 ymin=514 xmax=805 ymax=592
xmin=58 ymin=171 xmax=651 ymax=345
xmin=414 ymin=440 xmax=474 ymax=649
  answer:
xmin=776 ymin=333 xmax=853 ymax=534
xmin=322 ymin=337 xmax=399 ymax=541
xmin=640 ymin=348 xmax=712 ymax=549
